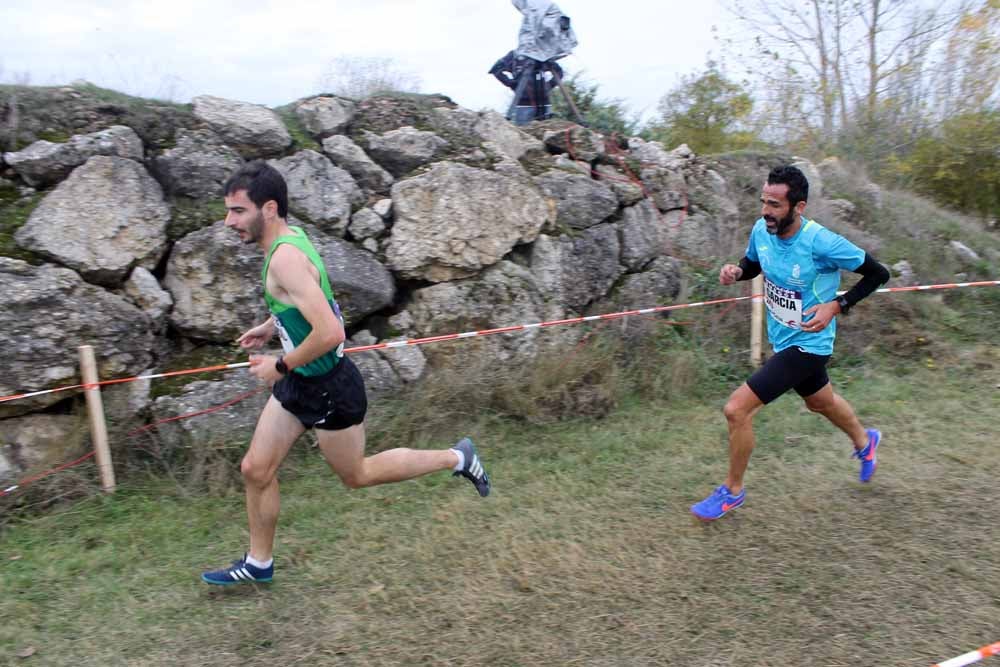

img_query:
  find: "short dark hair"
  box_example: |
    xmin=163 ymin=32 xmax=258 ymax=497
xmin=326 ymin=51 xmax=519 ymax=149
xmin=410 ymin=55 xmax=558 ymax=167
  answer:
xmin=766 ymin=165 xmax=809 ymax=206
xmin=223 ymin=160 xmax=288 ymax=218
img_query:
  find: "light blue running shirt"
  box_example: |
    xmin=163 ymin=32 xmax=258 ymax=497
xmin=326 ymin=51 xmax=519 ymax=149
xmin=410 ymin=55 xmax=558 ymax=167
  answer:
xmin=745 ymin=217 xmax=865 ymax=355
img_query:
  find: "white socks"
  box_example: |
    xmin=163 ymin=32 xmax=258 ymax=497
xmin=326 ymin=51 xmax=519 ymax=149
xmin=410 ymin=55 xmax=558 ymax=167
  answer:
xmin=246 ymin=554 xmax=273 ymax=569
xmin=450 ymin=447 xmax=465 ymax=472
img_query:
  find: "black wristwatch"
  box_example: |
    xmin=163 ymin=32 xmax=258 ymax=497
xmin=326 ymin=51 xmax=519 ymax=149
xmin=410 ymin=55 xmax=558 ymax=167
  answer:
xmin=275 ymin=356 xmax=289 ymax=375
xmin=835 ymin=295 xmax=852 ymax=315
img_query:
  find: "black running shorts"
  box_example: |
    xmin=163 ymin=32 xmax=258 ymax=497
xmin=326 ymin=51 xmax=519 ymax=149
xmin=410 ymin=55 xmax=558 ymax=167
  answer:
xmin=746 ymin=346 xmax=831 ymax=405
xmin=272 ymin=355 xmax=367 ymax=430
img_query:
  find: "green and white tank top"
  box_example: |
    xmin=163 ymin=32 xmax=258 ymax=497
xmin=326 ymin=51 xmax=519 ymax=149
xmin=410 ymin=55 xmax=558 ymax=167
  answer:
xmin=262 ymin=226 xmax=344 ymax=376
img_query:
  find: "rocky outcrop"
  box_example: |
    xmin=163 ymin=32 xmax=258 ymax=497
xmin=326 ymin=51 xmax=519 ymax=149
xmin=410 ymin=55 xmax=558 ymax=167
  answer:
xmin=6 ymin=88 xmax=875 ymax=487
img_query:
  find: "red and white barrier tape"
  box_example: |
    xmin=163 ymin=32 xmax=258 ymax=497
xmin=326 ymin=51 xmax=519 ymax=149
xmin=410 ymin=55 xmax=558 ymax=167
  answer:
xmin=933 ymin=642 xmax=1000 ymax=667
xmin=2 ymin=279 xmax=998 ymax=405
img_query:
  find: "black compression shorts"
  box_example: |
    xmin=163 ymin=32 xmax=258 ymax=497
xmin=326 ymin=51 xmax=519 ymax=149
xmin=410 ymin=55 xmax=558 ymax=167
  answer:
xmin=746 ymin=346 xmax=831 ymax=405
xmin=272 ymin=355 xmax=367 ymax=430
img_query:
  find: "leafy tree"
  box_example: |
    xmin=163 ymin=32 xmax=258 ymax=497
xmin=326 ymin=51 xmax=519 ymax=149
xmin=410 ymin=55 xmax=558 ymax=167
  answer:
xmin=549 ymin=74 xmax=639 ymax=136
xmin=894 ymin=110 xmax=1000 ymax=218
xmin=642 ymin=62 xmax=756 ymax=154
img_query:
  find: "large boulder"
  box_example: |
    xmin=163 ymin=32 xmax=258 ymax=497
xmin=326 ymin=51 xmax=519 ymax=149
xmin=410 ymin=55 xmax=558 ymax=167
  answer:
xmin=14 ymin=156 xmax=171 ymax=286
xmin=150 ymin=370 xmax=268 ymax=455
xmin=681 ymin=167 xmax=743 ymax=258
xmin=534 ymin=170 xmax=619 ymax=230
xmin=406 ymin=261 xmax=564 ymax=369
xmin=165 ymin=220 xmax=395 ymax=340
xmin=299 ymin=224 xmax=396 ymax=325
xmin=590 ymin=257 xmax=685 ymax=342
xmin=0 ymin=414 xmax=89 ymax=488
xmin=529 ymin=225 xmax=625 ymax=311
xmin=347 ymin=93 xmax=457 ymax=133
xmin=269 ymin=150 xmax=364 ymax=236
xmin=164 ymin=222 xmax=268 ymax=342
xmin=321 ymin=135 xmax=394 ymax=194
xmin=473 ymin=111 xmax=545 ymax=162
xmin=191 ymin=95 xmax=292 ymax=158
xmin=619 ymin=199 xmax=669 ymax=271
xmin=542 ymin=124 xmax=607 ymax=163
xmin=0 ymin=258 xmax=155 ymax=418
xmin=293 ymin=95 xmax=355 ymax=138
xmin=344 ymin=331 xmax=407 ymax=398
xmin=386 ymin=161 xmax=551 ymax=282
xmin=2 ymin=125 xmax=144 ymax=187
xmin=360 ymin=126 xmax=449 ymax=177
xmin=153 ymin=128 xmax=244 ymax=199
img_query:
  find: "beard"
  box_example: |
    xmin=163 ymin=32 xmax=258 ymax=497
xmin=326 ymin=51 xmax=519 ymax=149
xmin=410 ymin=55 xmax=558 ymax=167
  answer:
xmin=764 ymin=208 xmax=797 ymax=235
xmin=241 ymin=211 xmax=265 ymax=244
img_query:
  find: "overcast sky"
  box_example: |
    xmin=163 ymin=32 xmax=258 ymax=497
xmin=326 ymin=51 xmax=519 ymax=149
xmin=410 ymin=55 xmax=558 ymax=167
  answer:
xmin=1 ymin=1 xmax=731 ymax=121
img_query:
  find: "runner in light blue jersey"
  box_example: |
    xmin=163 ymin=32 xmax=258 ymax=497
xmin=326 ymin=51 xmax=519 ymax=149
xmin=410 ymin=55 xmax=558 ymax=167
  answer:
xmin=691 ymin=165 xmax=890 ymax=522
xmin=744 ymin=215 xmax=864 ymax=356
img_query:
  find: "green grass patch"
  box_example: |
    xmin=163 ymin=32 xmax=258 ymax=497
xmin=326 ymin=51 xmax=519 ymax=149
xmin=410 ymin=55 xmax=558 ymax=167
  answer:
xmin=1 ymin=352 xmax=998 ymax=666
xmin=0 ymin=191 xmax=46 ymax=264
xmin=273 ymin=106 xmax=321 ymax=152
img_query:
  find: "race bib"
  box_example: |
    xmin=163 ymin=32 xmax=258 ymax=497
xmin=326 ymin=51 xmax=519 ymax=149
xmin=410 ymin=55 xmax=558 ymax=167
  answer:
xmin=274 ymin=318 xmax=296 ymax=354
xmin=764 ymin=278 xmax=802 ymax=329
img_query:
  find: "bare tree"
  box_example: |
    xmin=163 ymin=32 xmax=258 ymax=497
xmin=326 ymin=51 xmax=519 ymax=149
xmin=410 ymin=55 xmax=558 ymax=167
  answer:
xmin=853 ymin=0 xmax=952 ymax=132
xmin=724 ymin=0 xmax=851 ymax=148
xmin=316 ymin=55 xmax=422 ymax=100
xmin=723 ymin=0 xmax=964 ymax=154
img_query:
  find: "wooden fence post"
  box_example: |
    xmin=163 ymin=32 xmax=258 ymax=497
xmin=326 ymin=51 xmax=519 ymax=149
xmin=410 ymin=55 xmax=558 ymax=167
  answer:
xmin=750 ymin=275 xmax=765 ymax=367
xmin=78 ymin=345 xmax=116 ymax=493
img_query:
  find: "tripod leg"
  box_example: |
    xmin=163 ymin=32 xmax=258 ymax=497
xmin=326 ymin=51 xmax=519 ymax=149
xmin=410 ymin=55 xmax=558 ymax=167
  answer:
xmin=505 ymin=66 xmax=533 ymax=122
xmin=551 ymin=69 xmax=587 ymax=127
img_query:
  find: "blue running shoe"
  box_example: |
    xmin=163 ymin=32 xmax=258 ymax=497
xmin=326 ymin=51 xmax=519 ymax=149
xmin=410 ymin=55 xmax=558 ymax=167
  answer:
xmin=690 ymin=484 xmax=745 ymax=521
xmin=853 ymin=428 xmax=882 ymax=483
xmin=451 ymin=437 xmax=490 ymax=497
xmin=201 ymin=554 xmax=273 ymax=585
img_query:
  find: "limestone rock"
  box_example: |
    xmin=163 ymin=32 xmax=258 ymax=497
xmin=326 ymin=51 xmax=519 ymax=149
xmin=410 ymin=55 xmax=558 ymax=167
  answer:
xmin=0 ymin=258 xmax=155 ymax=418
xmin=386 ymin=162 xmax=550 ymax=282
xmin=3 ymin=125 xmax=144 ymax=187
xmin=192 ymin=95 xmax=292 ymax=158
xmin=15 ymin=156 xmax=170 ymax=286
